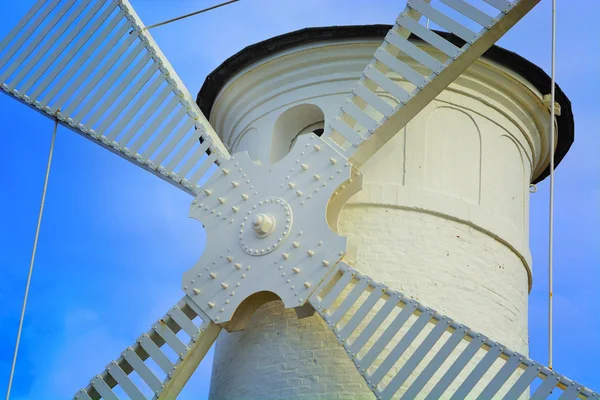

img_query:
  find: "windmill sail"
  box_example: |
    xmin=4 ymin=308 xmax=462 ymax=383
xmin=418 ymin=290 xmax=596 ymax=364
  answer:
xmin=0 ymin=0 xmax=230 ymax=195
xmin=74 ymin=296 xmax=221 ymax=400
xmin=321 ymin=0 xmax=541 ymax=168
xmin=309 ymin=263 xmax=598 ymax=400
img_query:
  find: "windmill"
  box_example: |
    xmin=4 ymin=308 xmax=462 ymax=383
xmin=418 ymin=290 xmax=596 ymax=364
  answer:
xmin=1 ymin=0 xmax=597 ymax=399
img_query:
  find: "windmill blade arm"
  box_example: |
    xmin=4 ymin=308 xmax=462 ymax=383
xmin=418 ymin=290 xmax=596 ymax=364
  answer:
xmin=308 ymin=263 xmax=598 ymax=400
xmin=321 ymin=0 xmax=540 ymax=168
xmin=74 ymin=296 xmax=221 ymax=400
xmin=1 ymin=0 xmax=230 ymax=196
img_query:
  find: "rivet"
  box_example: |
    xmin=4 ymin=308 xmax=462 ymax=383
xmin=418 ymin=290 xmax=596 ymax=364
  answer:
xmin=204 ymin=189 xmax=212 ymax=195
xmin=241 ymin=274 xmax=246 ymax=278
xmin=329 ymin=157 xmax=337 ymax=164
xmin=292 ymin=242 xmax=300 ymax=248
xmin=232 ymin=181 xmax=239 ymax=187
xmin=314 ymin=144 xmax=321 ymax=151
xmin=235 ymin=263 xmax=242 ymax=270
xmin=193 ymin=288 xmax=200 ymax=295
xmin=313 ymin=174 xmax=320 ymax=181
xmin=304 ymin=282 xmax=311 ymax=288
xmin=288 ymin=182 xmax=296 ymax=188
xmin=322 ymin=260 xmax=329 ymax=267
xmin=296 ymin=190 xmax=303 ymax=197
xmin=210 ymin=272 xmax=217 ymax=279
xmin=208 ymin=302 xmax=215 ymax=308
xmin=230 ymin=291 xmax=235 ymax=296
xmin=301 ymin=163 xmax=308 ymax=170
xmin=226 ymin=300 xmax=230 ymax=304
xmin=218 ymin=197 xmax=226 ymax=204
xmin=282 ymin=253 xmax=290 ymax=259
xmin=293 ymin=267 xmax=300 ymax=274
xmin=232 ymin=206 xmax=239 ymax=213
xmin=242 ymin=194 xmax=249 ymax=200
xmin=226 ymin=256 xmax=233 ymax=262
xmin=221 ymin=282 xmax=228 ymax=289
xmin=222 ymin=168 xmax=229 ymax=175
xmin=307 ymin=250 xmax=314 ymax=256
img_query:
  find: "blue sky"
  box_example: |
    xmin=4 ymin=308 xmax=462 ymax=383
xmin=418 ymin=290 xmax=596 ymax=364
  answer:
xmin=0 ymin=1 xmax=598 ymax=399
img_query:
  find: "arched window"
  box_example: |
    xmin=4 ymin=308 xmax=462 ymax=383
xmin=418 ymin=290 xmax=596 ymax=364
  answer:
xmin=271 ymin=104 xmax=325 ymax=163
xmin=288 ymin=121 xmax=324 ymax=151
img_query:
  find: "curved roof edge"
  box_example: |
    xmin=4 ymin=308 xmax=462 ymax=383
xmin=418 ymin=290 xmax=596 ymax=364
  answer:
xmin=196 ymin=25 xmax=573 ymax=184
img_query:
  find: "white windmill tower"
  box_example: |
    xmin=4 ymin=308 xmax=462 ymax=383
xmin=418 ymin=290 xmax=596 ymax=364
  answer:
xmin=0 ymin=1 xmax=596 ymax=400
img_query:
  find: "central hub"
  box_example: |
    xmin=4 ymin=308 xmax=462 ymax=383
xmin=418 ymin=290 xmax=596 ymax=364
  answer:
xmin=252 ymin=213 xmax=275 ymax=237
xmin=239 ymin=197 xmax=292 ymax=256
xmin=184 ymin=133 xmax=362 ymax=324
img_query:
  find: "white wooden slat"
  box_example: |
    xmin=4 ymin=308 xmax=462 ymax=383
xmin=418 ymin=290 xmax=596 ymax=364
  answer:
xmin=329 ymin=278 xmax=370 ymax=327
xmin=380 ymin=316 xmax=450 ymax=400
xmin=319 ymin=269 xmax=355 ymax=312
xmin=141 ymin=106 xmax=188 ymax=159
xmin=103 ymin=72 xmax=164 ymax=140
xmin=476 ymin=352 xmax=522 ymax=399
xmin=530 ymin=374 xmax=561 ymax=400
xmin=347 ymin=294 xmax=400 ymax=356
xmin=359 ymin=301 xmax=418 ymax=371
xmin=129 ymin=95 xmax=180 ymax=153
xmin=169 ymin=306 xmax=200 ymax=339
xmin=85 ymin=53 xmax=153 ymax=128
xmin=62 ymin=31 xmax=137 ymax=116
xmin=424 ymin=335 xmax=485 ymax=399
xmin=557 ymin=384 xmax=584 ymax=400
xmin=74 ymin=388 xmax=93 ymax=400
xmin=364 ymin=66 xmax=412 ymax=104
xmin=501 ymin=363 xmax=541 ymax=399
xmin=440 ymin=0 xmax=496 ymax=28
xmin=38 ymin=9 xmax=126 ymax=106
xmin=7 ymin=0 xmax=78 ymax=84
xmin=409 ymin=0 xmax=478 ymax=44
xmin=51 ymin=21 xmax=131 ymax=112
xmin=117 ymin=84 xmax=171 ymax=145
xmin=90 ymin=376 xmax=119 ymax=400
xmin=19 ymin=0 xmax=103 ymax=94
xmin=153 ymin=322 xmax=188 ymax=356
xmin=374 ymin=47 xmax=429 ymax=88
xmin=449 ymin=343 xmax=504 ymax=399
xmin=0 ymin=0 xmax=46 ymax=55
xmin=8 ymin=0 xmax=90 ymax=91
xmin=30 ymin=3 xmax=118 ymax=99
xmin=337 ymin=287 xmax=383 ymax=339
xmin=341 ymin=99 xmax=380 ymax=132
xmin=170 ymin=136 xmax=210 ymax=177
xmin=107 ymin=363 xmax=146 ymax=400
xmin=0 ymin=0 xmax=63 ymax=81
xmin=329 ymin=117 xmax=363 ymax=146
xmin=395 ymin=13 xmax=460 ymax=58
xmin=73 ymin=40 xmax=145 ymax=123
xmin=139 ymin=334 xmax=173 ymax=374
xmin=352 ymin=83 xmax=394 ymax=117
xmin=368 ymin=308 xmax=432 ymax=386
xmin=385 ymin=30 xmax=444 ymax=73
xmin=400 ymin=325 xmax=469 ymax=399
xmin=152 ymin=118 xmax=194 ymax=165
xmin=122 ymin=347 xmax=162 ymax=393
xmin=188 ymin=151 xmax=218 ymax=184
